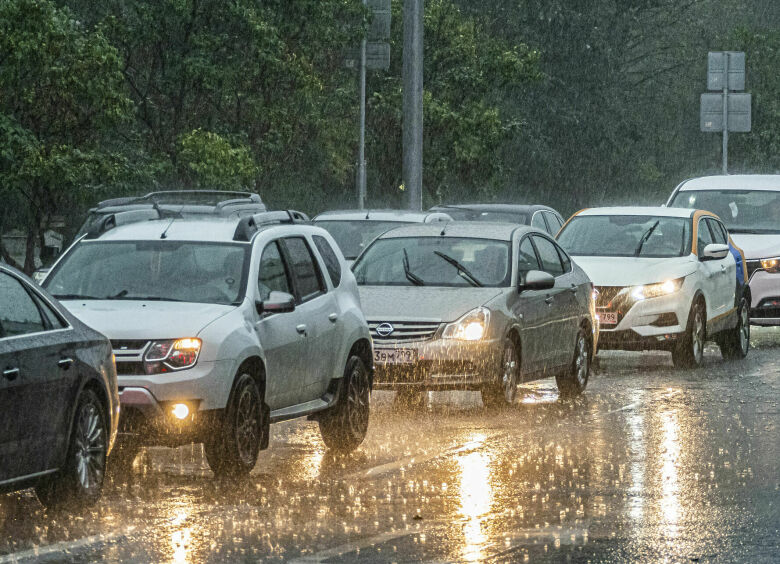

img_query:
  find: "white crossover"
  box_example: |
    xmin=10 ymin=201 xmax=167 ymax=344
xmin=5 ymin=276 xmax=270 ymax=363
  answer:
xmin=667 ymin=175 xmax=780 ymax=326
xmin=41 ymin=208 xmax=373 ymax=476
xmin=557 ymin=207 xmax=750 ymax=368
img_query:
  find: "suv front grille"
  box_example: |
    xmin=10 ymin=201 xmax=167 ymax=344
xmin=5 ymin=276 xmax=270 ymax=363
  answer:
xmin=368 ymin=321 xmax=441 ymax=343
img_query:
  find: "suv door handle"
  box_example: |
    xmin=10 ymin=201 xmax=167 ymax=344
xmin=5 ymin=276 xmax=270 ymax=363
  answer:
xmin=545 ymin=296 xmax=554 ymax=305
xmin=328 ymin=313 xmax=339 ymax=323
xmin=58 ymin=358 xmax=74 ymax=370
xmin=3 ymin=367 xmax=19 ymax=380
xmin=296 ymin=324 xmax=307 ymax=335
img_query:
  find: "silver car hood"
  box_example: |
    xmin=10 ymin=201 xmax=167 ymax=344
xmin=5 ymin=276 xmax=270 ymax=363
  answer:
xmin=358 ymin=286 xmax=503 ymax=323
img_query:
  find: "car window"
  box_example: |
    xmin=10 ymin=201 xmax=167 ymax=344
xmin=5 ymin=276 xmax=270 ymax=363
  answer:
xmin=313 ymin=235 xmax=342 ymax=287
xmin=283 ymin=237 xmax=326 ymax=301
xmin=0 ymin=272 xmax=45 ymax=337
xmin=550 ymin=213 xmax=564 ymax=232
xmin=34 ymin=295 xmax=66 ymax=329
xmin=518 ymin=237 xmax=540 ymax=275
xmin=706 ymin=218 xmax=727 ymax=245
xmin=556 ymin=244 xmax=572 ymax=273
xmin=532 ymin=235 xmax=565 ymax=276
xmin=258 ymin=241 xmax=292 ymax=301
xmin=697 ymin=218 xmax=714 ymax=254
xmin=531 ymin=212 xmax=547 ymax=231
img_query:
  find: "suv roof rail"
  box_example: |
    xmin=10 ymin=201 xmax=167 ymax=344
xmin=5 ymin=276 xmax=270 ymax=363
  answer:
xmin=95 ymin=190 xmax=263 ymax=210
xmin=83 ymin=209 xmax=171 ymax=240
xmin=233 ymin=210 xmax=310 ymax=242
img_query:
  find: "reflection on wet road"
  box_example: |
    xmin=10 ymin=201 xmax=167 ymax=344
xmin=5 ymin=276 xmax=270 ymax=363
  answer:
xmin=2 ymin=330 xmax=779 ymax=563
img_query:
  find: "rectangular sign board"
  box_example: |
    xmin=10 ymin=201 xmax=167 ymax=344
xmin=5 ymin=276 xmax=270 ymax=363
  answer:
xmin=707 ymin=51 xmax=745 ymax=91
xmin=344 ymin=42 xmax=391 ymax=70
xmin=700 ymin=93 xmax=752 ymax=132
xmin=367 ymin=0 xmax=392 ymax=41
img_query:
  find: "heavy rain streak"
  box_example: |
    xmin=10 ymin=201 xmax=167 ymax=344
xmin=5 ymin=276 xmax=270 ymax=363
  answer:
xmin=0 ymin=1 xmax=778 ymax=563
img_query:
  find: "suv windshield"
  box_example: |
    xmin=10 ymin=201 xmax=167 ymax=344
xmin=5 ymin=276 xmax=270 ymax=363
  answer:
xmin=44 ymin=241 xmax=248 ymax=305
xmin=436 ymin=209 xmax=528 ymax=224
xmin=669 ymin=189 xmax=780 ymax=234
xmin=315 ymin=220 xmax=409 ymax=260
xmin=558 ymin=215 xmax=692 ymax=258
xmin=353 ymin=237 xmax=511 ymax=287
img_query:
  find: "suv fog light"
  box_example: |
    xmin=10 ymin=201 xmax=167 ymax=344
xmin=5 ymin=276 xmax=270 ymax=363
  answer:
xmin=171 ymin=403 xmax=190 ymax=420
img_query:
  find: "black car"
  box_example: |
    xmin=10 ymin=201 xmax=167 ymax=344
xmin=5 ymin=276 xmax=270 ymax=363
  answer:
xmin=0 ymin=265 xmax=118 ymax=508
xmin=429 ymin=204 xmax=565 ymax=236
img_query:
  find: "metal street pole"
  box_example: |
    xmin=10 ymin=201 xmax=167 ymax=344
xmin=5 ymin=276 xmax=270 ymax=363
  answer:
xmin=356 ymin=1 xmax=368 ymax=209
xmin=722 ymin=53 xmax=729 ymax=174
xmin=403 ymin=0 xmax=423 ymax=211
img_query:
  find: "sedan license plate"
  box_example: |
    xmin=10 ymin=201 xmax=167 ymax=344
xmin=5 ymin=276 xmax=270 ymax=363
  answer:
xmin=374 ymin=348 xmax=417 ymax=365
xmin=599 ymin=311 xmax=618 ymax=325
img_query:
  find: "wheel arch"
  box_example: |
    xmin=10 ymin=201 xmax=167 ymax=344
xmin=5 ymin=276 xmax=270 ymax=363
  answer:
xmin=348 ymin=338 xmax=374 ymax=387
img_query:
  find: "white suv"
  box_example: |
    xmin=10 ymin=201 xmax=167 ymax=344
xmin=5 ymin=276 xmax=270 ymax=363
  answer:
xmin=557 ymin=207 xmax=750 ymax=368
xmin=42 ymin=210 xmax=373 ymax=476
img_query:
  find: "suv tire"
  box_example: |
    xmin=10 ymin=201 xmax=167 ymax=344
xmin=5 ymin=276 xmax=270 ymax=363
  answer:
xmin=556 ymin=327 xmax=591 ymax=397
xmin=718 ymin=294 xmax=750 ymax=360
xmin=672 ymin=299 xmax=706 ymax=369
xmin=319 ymin=356 xmax=370 ymax=453
xmin=36 ymin=389 xmax=108 ymax=509
xmin=205 ymin=372 xmax=264 ymax=477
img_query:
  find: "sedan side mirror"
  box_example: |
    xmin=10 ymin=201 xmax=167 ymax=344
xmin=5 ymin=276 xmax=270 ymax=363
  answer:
xmin=256 ymin=291 xmax=296 ymax=316
xmin=519 ymin=270 xmax=555 ymax=292
xmin=700 ymin=243 xmax=730 ymax=261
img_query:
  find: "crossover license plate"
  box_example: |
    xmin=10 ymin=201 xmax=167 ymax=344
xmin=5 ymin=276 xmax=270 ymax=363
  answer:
xmin=374 ymin=348 xmax=418 ymax=365
xmin=599 ymin=311 xmax=618 ymax=325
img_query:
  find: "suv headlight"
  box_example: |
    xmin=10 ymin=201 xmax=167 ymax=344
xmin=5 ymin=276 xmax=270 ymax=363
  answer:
xmin=760 ymin=257 xmax=780 ymax=273
xmin=631 ymin=277 xmax=685 ymax=301
xmin=144 ymin=338 xmax=201 ymax=373
xmin=442 ymin=307 xmax=490 ymax=341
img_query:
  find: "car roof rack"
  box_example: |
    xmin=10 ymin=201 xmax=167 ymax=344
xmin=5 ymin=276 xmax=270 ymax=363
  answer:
xmin=95 ymin=190 xmax=264 ymax=210
xmin=233 ymin=210 xmax=310 ymax=242
xmin=83 ymin=209 xmax=170 ymax=240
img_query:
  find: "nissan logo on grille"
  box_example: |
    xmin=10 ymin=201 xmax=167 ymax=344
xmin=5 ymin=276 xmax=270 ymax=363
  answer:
xmin=376 ymin=323 xmax=394 ymax=337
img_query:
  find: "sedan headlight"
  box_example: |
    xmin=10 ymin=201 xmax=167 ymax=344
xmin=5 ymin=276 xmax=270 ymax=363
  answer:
xmin=442 ymin=307 xmax=490 ymax=341
xmin=144 ymin=338 xmax=201 ymax=373
xmin=760 ymin=257 xmax=780 ymax=273
xmin=631 ymin=277 xmax=685 ymax=301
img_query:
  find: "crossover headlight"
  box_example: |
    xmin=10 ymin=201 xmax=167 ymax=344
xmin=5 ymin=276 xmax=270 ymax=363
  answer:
xmin=760 ymin=257 xmax=780 ymax=273
xmin=144 ymin=338 xmax=201 ymax=373
xmin=631 ymin=277 xmax=685 ymax=301
xmin=442 ymin=307 xmax=490 ymax=341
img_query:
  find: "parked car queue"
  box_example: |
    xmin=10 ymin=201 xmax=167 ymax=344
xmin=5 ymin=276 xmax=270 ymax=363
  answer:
xmin=2 ymin=174 xmax=777 ymax=509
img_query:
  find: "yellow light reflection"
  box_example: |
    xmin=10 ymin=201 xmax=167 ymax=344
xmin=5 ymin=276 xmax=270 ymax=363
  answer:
xmin=659 ymin=409 xmax=680 ymax=536
xmin=627 ymin=390 xmax=646 ymax=523
xmin=456 ymin=435 xmax=493 ymax=562
xmin=170 ymin=508 xmax=192 ymax=564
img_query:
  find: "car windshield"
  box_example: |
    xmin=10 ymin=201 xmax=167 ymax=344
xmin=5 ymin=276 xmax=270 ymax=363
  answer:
xmin=437 ymin=209 xmax=529 ymax=224
xmin=44 ymin=241 xmax=248 ymax=305
xmin=669 ymin=189 xmax=780 ymax=234
xmin=353 ymin=236 xmax=511 ymax=287
xmin=314 ymin=220 xmax=410 ymax=259
xmin=557 ymin=215 xmax=692 ymax=257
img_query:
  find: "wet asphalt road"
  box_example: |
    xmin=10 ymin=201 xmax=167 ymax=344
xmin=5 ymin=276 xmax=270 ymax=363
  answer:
xmin=1 ymin=329 xmax=779 ymax=563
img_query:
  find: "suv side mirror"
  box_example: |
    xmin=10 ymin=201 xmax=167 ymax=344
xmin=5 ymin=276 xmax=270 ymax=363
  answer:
xmin=700 ymin=243 xmax=729 ymax=261
xmin=256 ymin=291 xmax=296 ymax=316
xmin=519 ymin=270 xmax=555 ymax=292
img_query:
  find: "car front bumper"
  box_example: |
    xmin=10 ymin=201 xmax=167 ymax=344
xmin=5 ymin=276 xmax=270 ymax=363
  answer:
xmin=372 ymin=337 xmax=503 ymax=390
xmin=748 ymin=270 xmax=780 ymax=326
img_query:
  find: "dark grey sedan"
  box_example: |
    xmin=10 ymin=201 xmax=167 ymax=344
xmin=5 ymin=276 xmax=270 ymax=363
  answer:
xmin=352 ymin=223 xmax=598 ymax=407
xmin=0 ymin=265 xmax=118 ymax=508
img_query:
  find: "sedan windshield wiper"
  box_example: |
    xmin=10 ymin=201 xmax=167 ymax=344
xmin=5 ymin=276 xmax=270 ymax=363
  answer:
xmin=634 ymin=220 xmax=660 ymax=256
xmin=403 ymin=249 xmax=425 ymax=286
xmin=117 ymin=296 xmax=186 ymax=302
xmin=52 ymin=293 xmax=101 ymax=300
xmin=433 ymin=251 xmax=483 ymax=287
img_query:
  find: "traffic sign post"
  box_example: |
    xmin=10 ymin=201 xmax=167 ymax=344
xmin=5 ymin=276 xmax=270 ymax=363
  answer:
xmin=701 ymin=51 xmax=751 ymax=174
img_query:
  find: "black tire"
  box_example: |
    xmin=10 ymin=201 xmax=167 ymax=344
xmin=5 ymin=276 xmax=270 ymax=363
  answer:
xmin=481 ymin=336 xmax=520 ymax=408
xmin=672 ymin=299 xmax=706 ymax=369
xmin=556 ymin=327 xmax=591 ymax=397
xmin=719 ymin=294 xmax=750 ymax=360
xmin=319 ymin=356 xmax=371 ymax=453
xmin=36 ymin=389 xmax=108 ymax=509
xmin=205 ymin=372 xmax=264 ymax=477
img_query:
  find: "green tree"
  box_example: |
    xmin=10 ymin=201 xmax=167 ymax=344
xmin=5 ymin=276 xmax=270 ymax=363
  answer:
xmin=0 ymin=0 xmax=131 ymax=272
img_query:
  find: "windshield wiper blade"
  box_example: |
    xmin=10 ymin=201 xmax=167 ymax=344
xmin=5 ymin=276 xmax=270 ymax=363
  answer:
xmin=118 ymin=296 xmax=185 ymax=302
xmin=52 ymin=293 xmax=101 ymax=300
xmin=433 ymin=251 xmax=484 ymax=287
xmin=403 ymin=249 xmax=425 ymax=286
xmin=634 ymin=220 xmax=660 ymax=256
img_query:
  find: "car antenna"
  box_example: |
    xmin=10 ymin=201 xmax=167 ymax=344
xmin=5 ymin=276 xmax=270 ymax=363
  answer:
xmin=440 ymin=222 xmax=448 ymax=236
xmin=365 ymin=210 xmax=370 ymax=220
xmin=160 ymin=205 xmax=184 ymax=239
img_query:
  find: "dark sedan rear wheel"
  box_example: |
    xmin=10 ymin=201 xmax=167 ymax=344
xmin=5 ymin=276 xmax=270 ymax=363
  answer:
xmin=36 ymin=389 xmax=107 ymax=509
xmin=481 ymin=336 xmax=520 ymax=408
xmin=556 ymin=327 xmax=591 ymax=397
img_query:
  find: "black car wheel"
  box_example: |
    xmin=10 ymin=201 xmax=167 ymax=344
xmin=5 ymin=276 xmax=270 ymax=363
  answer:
xmin=556 ymin=327 xmax=591 ymax=397
xmin=319 ymin=355 xmax=371 ymax=453
xmin=205 ymin=372 xmax=264 ymax=477
xmin=718 ymin=295 xmax=750 ymax=360
xmin=36 ymin=389 xmax=108 ymax=509
xmin=481 ymin=336 xmax=520 ymax=408
xmin=672 ymin=299 xmax=706 ymax=369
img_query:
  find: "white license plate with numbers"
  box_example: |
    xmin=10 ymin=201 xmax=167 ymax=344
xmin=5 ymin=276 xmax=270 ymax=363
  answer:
xmin=599 ymin=312 xmax=619 ymax=325
xmin=374 ymin=348 xmax=418 ymax=365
